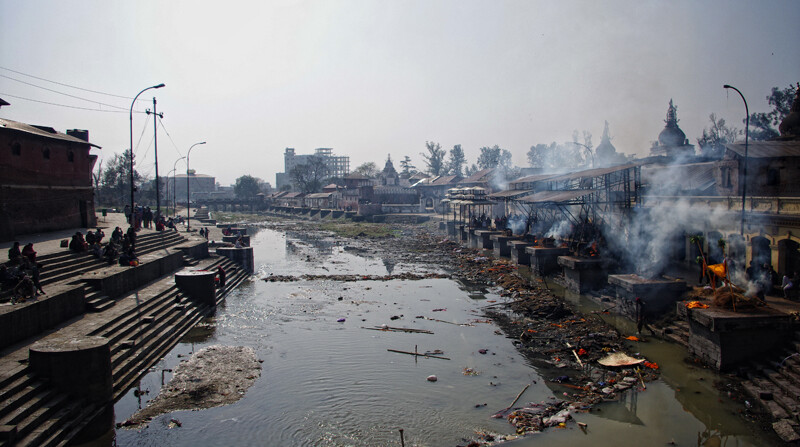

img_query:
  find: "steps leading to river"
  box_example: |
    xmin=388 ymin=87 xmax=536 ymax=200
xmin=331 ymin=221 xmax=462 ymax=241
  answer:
xmin=739 ymin=328 xmax=800 ymax=443
xmin=0 ymin=254 xmax=251 ymax=447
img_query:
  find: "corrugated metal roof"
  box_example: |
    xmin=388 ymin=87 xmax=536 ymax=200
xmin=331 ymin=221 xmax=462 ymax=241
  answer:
xmin=541 ymin=162 xmax=646 ymax=183
xmin=0 ymin=117 xmax=101 ymax=148
xmin=509 ymin=173 xmax=562 ymax=184
xmin=518 ymin=189 xmax=597 ymax=204
xmin=725 ymin=141 xmax=800 ymax=158
xmin=283 ymin=192 xmax=305 ymax=198
xmin=488 ymin=189 xmax=530 ymax=199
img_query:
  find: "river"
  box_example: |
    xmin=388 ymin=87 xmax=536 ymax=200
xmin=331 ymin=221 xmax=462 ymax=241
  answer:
xmin=109 ymin=223 xmax=782 ymax=446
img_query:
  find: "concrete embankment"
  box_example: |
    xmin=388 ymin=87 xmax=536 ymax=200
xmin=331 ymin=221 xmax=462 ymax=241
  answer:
xmin=0 ymin=212 xmax=252 ymax=447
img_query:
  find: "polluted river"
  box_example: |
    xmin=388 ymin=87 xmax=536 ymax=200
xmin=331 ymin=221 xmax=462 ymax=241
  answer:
xmin=105 ymin=219 xmax=782 ymax=447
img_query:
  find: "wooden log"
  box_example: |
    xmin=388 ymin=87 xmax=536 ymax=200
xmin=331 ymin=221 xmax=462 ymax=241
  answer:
xmin=387 ymin=349 xmax=450 ymax=360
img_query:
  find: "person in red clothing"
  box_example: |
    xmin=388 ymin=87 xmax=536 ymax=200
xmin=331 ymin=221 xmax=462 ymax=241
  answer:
xmin=21 ymin=243 xmax=37 ymax=263
xmin=217 ymin=265 xmax=226 ymax=288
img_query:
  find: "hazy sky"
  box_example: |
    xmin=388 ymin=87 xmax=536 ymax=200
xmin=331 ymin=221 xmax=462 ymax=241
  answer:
xmin=1 ymin=0 xmax=798 ymax=186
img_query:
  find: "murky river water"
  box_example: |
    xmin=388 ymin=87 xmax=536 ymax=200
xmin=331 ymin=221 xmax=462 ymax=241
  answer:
xmin=108 ymin=224 xmax=782 ymax=446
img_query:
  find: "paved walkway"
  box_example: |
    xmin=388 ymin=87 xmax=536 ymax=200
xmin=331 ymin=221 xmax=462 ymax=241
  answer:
xmin=0 ymin=212 xmax=131 ymax=259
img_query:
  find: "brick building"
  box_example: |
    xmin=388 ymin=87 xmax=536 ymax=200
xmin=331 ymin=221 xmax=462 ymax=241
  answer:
xmin=0 ymin=116 xmax=99 ymax=241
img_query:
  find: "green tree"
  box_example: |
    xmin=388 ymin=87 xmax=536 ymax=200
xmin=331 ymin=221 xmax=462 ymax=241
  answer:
xmin=399 ymin=156 xmax=416 ymax=176
xmin=353 ymin=162 xmax=379 ymax=178
xmin=477 ymin=145 xmax=513 ymax=171
xmin=696 ymin=113 xmax=740 ymax=158
xmin=748 ymin=83 xmax=797 ymax=141
xmin=234 ymin=175 xmax=261 ymax=199
xmin=421 ymin=141 xmax=446 ymax=175
xmin=289 ymin=155 xmax=329 ymax=193
xmin=446 ymin=144 xmax=466 ymax=177
xmin=97 ymin=151 xmax=145 ymax=207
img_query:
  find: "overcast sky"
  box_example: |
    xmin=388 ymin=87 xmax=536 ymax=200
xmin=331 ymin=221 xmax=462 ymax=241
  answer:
xmin=1 ymin=0 xmax=798 ymax=186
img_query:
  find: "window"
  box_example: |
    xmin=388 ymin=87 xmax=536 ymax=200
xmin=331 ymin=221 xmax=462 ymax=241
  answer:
xmin=67 ymin=150 xmax=75 ymax=162
xmin=43 ymin=147 xmax=50 ymax=159
xmin=11 ymin=141 xmax=21 ymax=156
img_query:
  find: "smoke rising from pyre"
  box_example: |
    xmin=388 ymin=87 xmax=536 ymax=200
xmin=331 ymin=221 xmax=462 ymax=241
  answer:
xmin=600 ymin=159 xmax=735 ymax=278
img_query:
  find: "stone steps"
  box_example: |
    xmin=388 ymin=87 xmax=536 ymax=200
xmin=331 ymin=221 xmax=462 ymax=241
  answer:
xmin=85 ymin=289 xmax=114 ymax=313
xmin=1 ymin=393 xmax=73 ymax=446
xmin=739 ymin=327 xmax=800 ymax=443
xmin=0 ymin=254 xmax=249 ymax=447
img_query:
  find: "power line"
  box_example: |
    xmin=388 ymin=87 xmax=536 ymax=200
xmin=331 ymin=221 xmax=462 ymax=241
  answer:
xmin=157 ymin=117 xmax=185 ymax=158
xmin=0 ymin=66 xmax=144 ymax=101
xmin=0 ymin=92 xmax=132 ymax=113
xmin=1 ymin=73 xmax=131 ymax=111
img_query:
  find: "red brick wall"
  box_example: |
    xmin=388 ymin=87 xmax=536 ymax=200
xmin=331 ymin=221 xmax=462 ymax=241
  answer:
xmin=0 ymin=129 xmax=97 ymax=241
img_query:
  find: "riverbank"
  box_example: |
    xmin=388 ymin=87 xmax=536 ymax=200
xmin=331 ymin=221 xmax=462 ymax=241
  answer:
xmin=240 ymin=213 xmax=787 ymax=445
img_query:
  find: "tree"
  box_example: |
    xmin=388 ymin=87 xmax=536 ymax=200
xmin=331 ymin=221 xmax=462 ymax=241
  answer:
xmin=696 ymin=113 xmax=740 ymax=159
xmin=234 ymin=175 xmax=261 ymax=199
xmin=97 ymin=151 xmax=145 ymax=207
xmin=421 ymin=141 xmax=446 ymax=176
xmin=527 ymin=143 xmax=553 ymax=168
xmin=464 ymin=163 xmax=479 ymax=177
xmin=353 ymin=162 xmax=379 ymax=178
xmin=399 ymin=156 xmax=416 ymax=176
xmin=477 ymin=145 xmax=513 ymax=171
xmin=748 ymin=83 xmax=797 ymax=141
xmin=526 ymin=142 xmax=581 ymax=171
xmin=289 ymin=155 xmax=329 ymax=193
xmin=446 ymin=144 xmax=466 ymax=177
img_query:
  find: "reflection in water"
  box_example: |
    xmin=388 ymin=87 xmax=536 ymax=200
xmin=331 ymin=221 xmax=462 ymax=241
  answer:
xmin=382 ymin=257 xmax=395 ymax=274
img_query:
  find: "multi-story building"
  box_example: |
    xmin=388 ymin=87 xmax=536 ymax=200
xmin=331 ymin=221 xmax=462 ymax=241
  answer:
xmin=167 ymin=172 xmax=216 ymax=204
xmin=276 ymin=147 xmax=350 ymax=190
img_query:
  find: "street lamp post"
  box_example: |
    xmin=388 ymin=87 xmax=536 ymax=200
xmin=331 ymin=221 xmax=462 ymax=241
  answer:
xmin=186 ymin=142 xmax=206 ymax=231
xmin=570 ymin=141 xmax=594 ymax=168
xmin=724 ymin=84 xmax=749 ymax=235
xmin=172 ymin=156 xmax=186 ymax=216
xmin=129 ymin=83 xmax=165 ymax=226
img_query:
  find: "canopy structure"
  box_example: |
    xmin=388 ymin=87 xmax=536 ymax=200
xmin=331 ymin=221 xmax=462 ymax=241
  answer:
xmin=484 ymin=163 xmax=646 ymax=246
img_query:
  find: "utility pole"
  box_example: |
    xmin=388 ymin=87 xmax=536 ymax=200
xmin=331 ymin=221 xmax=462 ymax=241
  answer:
xmin=146 ymin=98 xmax=164 ymax=223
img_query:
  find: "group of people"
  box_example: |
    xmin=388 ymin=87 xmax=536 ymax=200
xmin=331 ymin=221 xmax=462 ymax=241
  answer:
xmin=124 ymin=204 xmax=184 ymax=233
xmin=3 ymin=241 xmax=45 ymax=303
xmin=69 ymin=226 xmax=139 ymax=267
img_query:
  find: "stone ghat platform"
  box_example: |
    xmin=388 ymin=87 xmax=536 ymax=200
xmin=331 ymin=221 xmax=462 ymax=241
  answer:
xmin=558 ymin=256 xmax=605 ymax=293
xmin=677 ymin=303 xmax=793 ymax=371
xmin=608 ymin=273 xmax=688 ymax=318
xmin=527 ymin=246 xmax=569 ymax=275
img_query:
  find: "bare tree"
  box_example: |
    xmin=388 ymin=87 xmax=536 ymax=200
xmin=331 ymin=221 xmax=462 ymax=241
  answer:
xmin=289 ymin=155 xmax=329 ymax=193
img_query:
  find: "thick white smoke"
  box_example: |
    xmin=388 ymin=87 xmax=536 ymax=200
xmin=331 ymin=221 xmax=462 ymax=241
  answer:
xmin=601 ymin=160 xmax=737 ymax=277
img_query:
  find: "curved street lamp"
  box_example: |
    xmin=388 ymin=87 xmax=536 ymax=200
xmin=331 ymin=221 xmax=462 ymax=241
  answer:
xmin=723 ymin=84 xmax=749 ymax=235
xmin=186 ymin=142 xmax=206 ymax=231
xmin=172 ymin=156 xmax=186 ymax=216
xmin=129 ymin=83 xmax=165 ymax=225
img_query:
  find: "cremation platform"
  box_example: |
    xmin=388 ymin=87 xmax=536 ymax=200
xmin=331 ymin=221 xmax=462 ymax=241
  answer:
xmin=527 ymin=246 xmax=570 ymax=275
xmin=458 ymin=225 xmax=468 ymax=243
xmin=608 ymin=274 xmax=687 ymax=317
xmin=678 ymin=304 xmax=792 ymax=371
xmin=490 ymin=234 xmax=517 ymax=257
xmin=508 ymin=241 xmax=533 ymax=265
xmin=558 ymin=256 xmax=605 ymax=293
xmin=474 ymin=230 xmax=502 ymax=250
